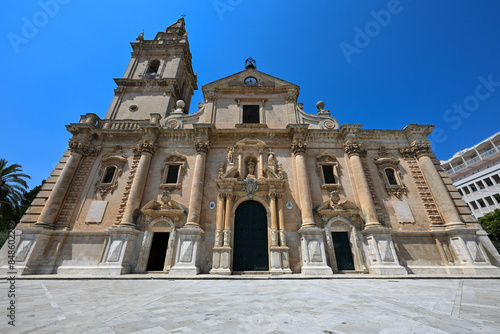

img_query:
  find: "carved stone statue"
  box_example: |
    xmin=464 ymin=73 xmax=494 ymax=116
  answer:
xmin=247 ymin=159 xmax=256 ymax=177
xmin=217 ymin=162 xmax=225 ymax=179
xmin=267 ymin=148 xmax=275 ymax=165
xmin=226 ymin=147 xmax=234 ymax=164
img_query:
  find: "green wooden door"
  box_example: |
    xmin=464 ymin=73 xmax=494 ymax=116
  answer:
xmin=331 ymin=232 xmax=355 ymax=270
xmin=233 ymin=201 xmax=269 ymax=271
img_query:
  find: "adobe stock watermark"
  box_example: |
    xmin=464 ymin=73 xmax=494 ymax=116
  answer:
xmin=7 ymin=0 xmax=71 ymax=54
xmin=6 ymin=221 xmax=17 ymax=327
xmin=340 ymin=0 xmax=412 ymax=64
xmin=431 ymin=74 xmax=500 ymax=145
xmin=213 ymin=0 xmax=243 ymax=21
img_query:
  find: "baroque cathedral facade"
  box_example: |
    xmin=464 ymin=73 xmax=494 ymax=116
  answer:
xmin=3 ymin=18 xmax=500 ymax=276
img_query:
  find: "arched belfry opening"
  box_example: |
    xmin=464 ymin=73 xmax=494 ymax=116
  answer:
xmin=233 ymin=200 xmax=269 ymax=271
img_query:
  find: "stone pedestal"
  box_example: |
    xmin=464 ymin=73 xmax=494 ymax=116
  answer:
xmin=99 ymin=228 xmax=140 ymax=275
xmin=169 ymin=227 xmax=204 ymax=276
xmin=210 ymin=246 xmax=232 ymax=275
xmin=362 ymin=228 xmax=407 ymax=275
xmin=0 ymin=228 xmax=53 ymax=275
xmin=270 ymin=246 xmax=293 ymax=274
xmin=448 ymin=229 xmax=500 ymax=275
xmin=298 ymin=228 xmax=333 ymax=275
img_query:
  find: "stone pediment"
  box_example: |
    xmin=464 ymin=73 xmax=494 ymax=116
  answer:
xmin=202 ymin=68 xmax=299 ymax=98
xmin=314 ymin=191 xmax=363 ymax=228
xmin=141 ymin=191 xmax=187 ymax=227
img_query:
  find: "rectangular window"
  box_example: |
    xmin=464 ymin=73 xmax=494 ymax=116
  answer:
xmin=478 ymin=199 xmax=486 ymax=208
xmin=486 ymin=197 xmax=494 ymax=206
xmin=470 ymin=201 xmax=479 ymax=210
xmin=242 ymin=105 xmax=260 ymax=124
xmin=322 ymin=165 xmax=336 ymax=184
xmin=484 ymin=178 xmax=494 ymax=187
xmin=492 ymin=174 xmax=500 ymax=184
xmin=165 ymin=165 xmax=180 ymax=184
xmin=462 ymin=187 xmax=470 ymax=195
xmin=470 ymin=184 xmax=478 ymax=192
xmin=458 ymin=189 xmax=463 ymax=196
xmin=493 ymin=194 xmax=500 ymax=204
xmin=477 ymin=181 xmax=485 ymax=190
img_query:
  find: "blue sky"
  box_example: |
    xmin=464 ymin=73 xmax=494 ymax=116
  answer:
xmin=1 ymin=0 xmax=500 ymax=189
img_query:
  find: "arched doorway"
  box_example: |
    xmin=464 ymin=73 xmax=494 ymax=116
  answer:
xmin=233 ymin=200 xmax=269 ymax=271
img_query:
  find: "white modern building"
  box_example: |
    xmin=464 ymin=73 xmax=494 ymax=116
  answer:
xmin=441 ymin=131 xmax=500 ymax=219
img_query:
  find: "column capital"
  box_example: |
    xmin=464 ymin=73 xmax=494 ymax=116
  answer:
xmin=68 ymin=139 xmax=100 ymax=157
xmin=344 ymin=141 xmax=366 ymax=158
xmin=195 ymin=140 xmax=210 ymax=154
xmin=291 ymin=139 xmax=307 ymax=155
xmin=133 ymin=139 xmax=157 ymax=156
xmin=400 ymin=141 xmax=432 ymax=159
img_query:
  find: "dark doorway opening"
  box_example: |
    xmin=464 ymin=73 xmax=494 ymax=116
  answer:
xmin=233 ymin=201 xmax=269 ymax=271
xmin=146 ymin=232 xmax=169 ymax=271
xmin=331 ymin=232 xmax=355 ymax=270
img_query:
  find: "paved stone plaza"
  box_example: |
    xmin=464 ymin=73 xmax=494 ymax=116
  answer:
xmin=1 ymin=278 xmax=500 ymax=333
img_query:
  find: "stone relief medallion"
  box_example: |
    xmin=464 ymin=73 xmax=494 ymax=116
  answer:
xmin=166 ymin=119 xmax=179 ymax=129
xmin=243 ymin=177 xmax=258 ymax=199
xmin=324 ymin=120 xmax=335 ymax=129
xmin=286 ymin=201 xmax=293 ymax=209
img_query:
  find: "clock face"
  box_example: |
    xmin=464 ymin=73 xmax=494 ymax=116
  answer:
xmin=244 ymin=76 xmax=257 ymax=86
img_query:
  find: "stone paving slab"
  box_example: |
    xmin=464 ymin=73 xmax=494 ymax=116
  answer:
xmin=1 ymin=279 xmax=499 ymax=333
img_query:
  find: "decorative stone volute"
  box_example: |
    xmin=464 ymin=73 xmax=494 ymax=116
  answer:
xmin=68 ymin=139 xmax=100 ymax=156
xmin=399 ymin=141 xmax=432 ymax=159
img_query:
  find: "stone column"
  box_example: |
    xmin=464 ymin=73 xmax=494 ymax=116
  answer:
xmin=269 ymin=192 xmax=279 ymax=246
xmin=278 ymin=195 xmax=286 ymax=246
xmin=35 ymin=143 xmax=85 ymax=228
xmin=119 ymin=140 xmax=156 ymax=228
xmin=223 ymin=194 xmax=234 ymax=246
xmin=185 ymin=141 xmax=209 ymax=227
xmin=215 ymin=194 xmax=226 ymax=247
xmin=410 ymin=142 xmax=465 ymax=229
xmin=344 ymin=142 xmax=381 ymax=228
xmin=292 ymin=139 xmax=315 ymax=227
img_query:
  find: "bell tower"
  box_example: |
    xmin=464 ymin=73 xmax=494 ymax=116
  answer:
xmin=105 ymin=18 xmax=198 ymax=120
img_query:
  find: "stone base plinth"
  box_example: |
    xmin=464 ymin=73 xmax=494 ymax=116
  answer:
xmin=210 ymin=246 xmax=232 ymax=275
xmin=298 ymin=227 xmax=333 ymax=275
xmin=169 ymin=227 xmax=204 ymax=276
xmin=362 ymin=227 xmax=407 ymax=275
xmin=270 ymin=246 xmax=293 ymax=274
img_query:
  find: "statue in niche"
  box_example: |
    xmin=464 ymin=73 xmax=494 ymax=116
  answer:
xmin=267 ymin=148 xmax=275 ymax=165
xmin=247 ymin=159 xmax=256 ymax=178
xmin=226 ymin=147 xmax=234 ymax=164
xmin=217 ymin=162 xmax=225 ymax=179
xmin=277 ymin=162 xmax=284 ymax=179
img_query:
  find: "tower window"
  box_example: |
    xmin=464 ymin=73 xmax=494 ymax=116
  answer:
xmin=146 ymin=60 xmax=160 ymax=75
xmin=102 ymin=166 xmax=116 ymax=183
xmin=385 ymin=168 xmax=398 ymax=185
xmin=322 ymin=165 xmax=336 ymax=184
xmin=165 ymin=165 xmax=180 ymax=184
xmin=242 ymin=105 xmax=260 ymax=124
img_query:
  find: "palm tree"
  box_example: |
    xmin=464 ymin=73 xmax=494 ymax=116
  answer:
xmin=0 ymin=159 xmax=31 ymax=219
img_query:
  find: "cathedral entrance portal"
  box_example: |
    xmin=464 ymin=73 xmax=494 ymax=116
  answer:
xmin=233 ymin=201 xmax=269 ymax=271
xmin=331 ymin=232 xmax=355 ymax=270
xmin=146 ymin=232 xmax=170 ymax=271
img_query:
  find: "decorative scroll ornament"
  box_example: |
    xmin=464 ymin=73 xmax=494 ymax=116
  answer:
xmin=385 ymin=186 xmax=407 ymax=199
xmin=133 ymin=139 xmax=157 ymax=156
xmin=243 ymin=177 xmax=258 ymax=199
xmin=195 ymin=140 xmax=210 ymax=154
xmin=291 ymin=140 xmax=307 ymax=155
xmin=344 ymin=142 xmax=366 ymax=157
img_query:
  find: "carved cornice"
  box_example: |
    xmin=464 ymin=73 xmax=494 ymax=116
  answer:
xmin=291 ymin=140 xmax=307 ymax=155
xmin=133 ymin=139 xmax=157 ymax=156
xmin=344 ymin=142 xmax=366 ymax=157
